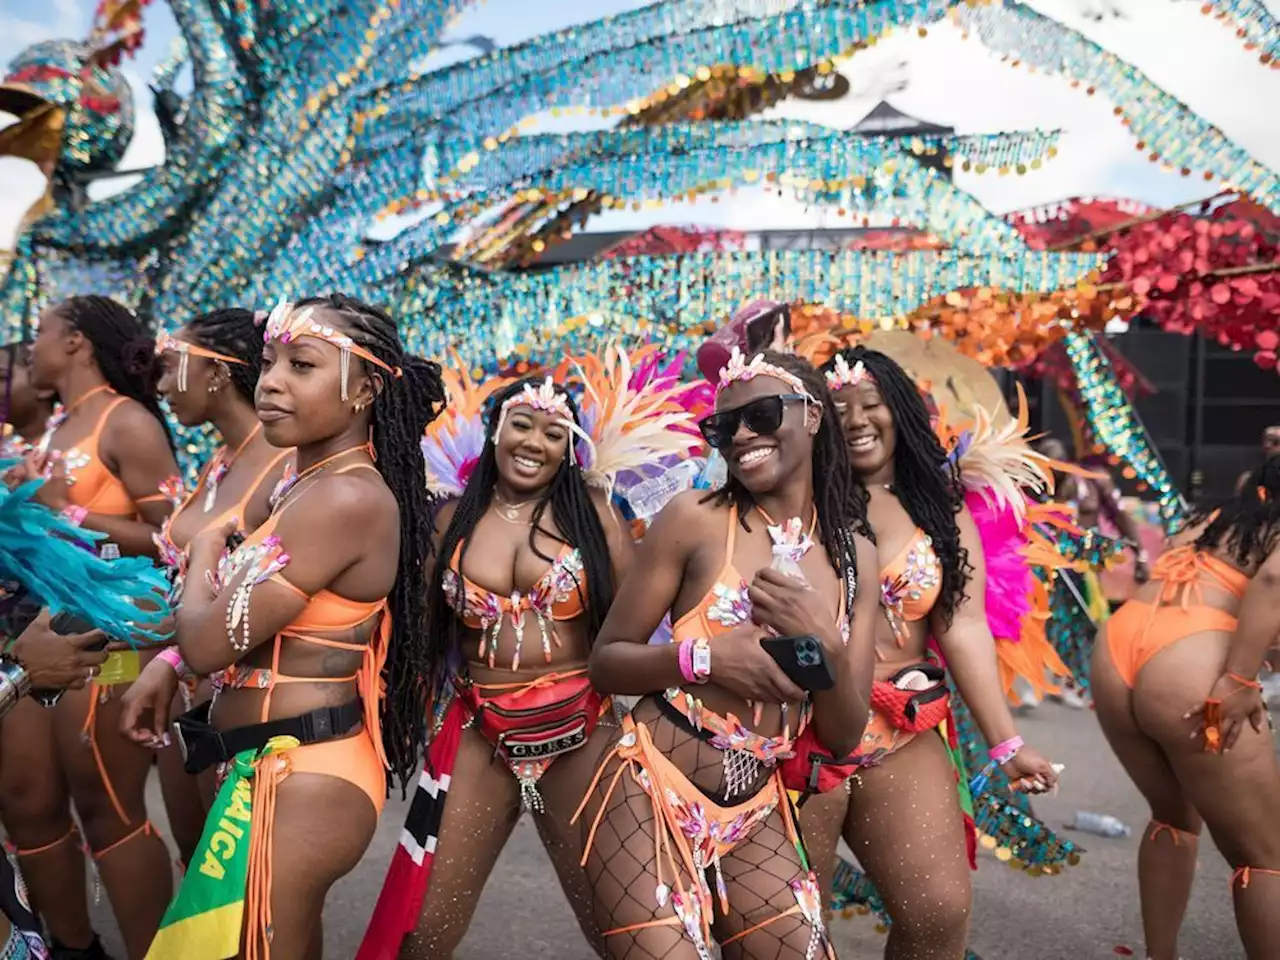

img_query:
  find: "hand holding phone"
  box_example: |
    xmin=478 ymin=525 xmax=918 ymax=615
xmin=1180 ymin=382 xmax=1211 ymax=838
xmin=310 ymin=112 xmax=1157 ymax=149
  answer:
xmin=760 ymin=634 xmax=835 ymax=692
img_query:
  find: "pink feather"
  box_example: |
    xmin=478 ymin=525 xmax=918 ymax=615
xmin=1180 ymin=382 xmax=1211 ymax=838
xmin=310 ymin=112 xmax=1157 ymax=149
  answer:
xmin=966 ymin=490 xmax=1032 ymax=645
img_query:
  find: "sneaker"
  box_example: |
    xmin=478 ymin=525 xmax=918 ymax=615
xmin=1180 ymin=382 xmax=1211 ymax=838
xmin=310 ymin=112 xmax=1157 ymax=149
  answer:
xmin=1057 ymin=685 xmax=1090 ymax=710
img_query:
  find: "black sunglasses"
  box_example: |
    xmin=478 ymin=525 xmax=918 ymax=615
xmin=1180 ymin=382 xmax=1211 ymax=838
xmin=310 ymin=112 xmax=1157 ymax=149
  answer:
xmin=699 ymin=393 xmax=808 ymax=451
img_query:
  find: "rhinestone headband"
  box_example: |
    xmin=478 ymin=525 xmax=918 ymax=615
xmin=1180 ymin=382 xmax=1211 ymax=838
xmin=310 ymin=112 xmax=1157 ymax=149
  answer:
xmin=155 ymin=334 xmax=246 ymax=393
xmin=492 ymin=377 xmax=590 ymax=466
xmin=263 ymin=298 xmax=402 ymax=402
xmin=716 ymin=347 xmax=814 ymax=401
xmin=824 ymin=354 xmax=875 ymax=392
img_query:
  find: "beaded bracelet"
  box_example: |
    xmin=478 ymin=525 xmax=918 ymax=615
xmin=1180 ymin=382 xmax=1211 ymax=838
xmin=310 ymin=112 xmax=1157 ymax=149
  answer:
xmin=988 ymin=735 xmax=1024 ymax=766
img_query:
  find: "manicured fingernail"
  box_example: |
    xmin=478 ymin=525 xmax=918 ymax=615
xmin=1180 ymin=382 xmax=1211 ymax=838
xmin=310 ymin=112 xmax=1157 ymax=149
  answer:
xmin=162 ymin=733 xmax=172 ymax=747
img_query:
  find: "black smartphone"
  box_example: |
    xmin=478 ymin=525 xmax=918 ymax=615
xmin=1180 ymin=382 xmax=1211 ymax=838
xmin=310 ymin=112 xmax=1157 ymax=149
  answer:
xmin=49 ymin=611 xmax=109 ymax=651
xmin=226 ymin=531 xmax=246 ymax=551
xmin=759 ymin=634 xmax=835 ymax=692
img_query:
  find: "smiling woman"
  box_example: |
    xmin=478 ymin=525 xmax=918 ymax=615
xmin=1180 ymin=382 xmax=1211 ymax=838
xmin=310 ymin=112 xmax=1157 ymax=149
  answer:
xmin=359 ymin=372 xmax=636 ymax=960
xmin=574 ymin=348 xmax=879 ymax=960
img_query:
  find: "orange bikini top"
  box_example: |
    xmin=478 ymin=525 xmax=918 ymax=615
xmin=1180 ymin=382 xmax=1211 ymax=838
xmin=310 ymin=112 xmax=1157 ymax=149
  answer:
xmin=442 ymin=538 xmax=587 ymax=671
xmin=47 ymin=394 xmax=136 ymax=517
xmin=879 ymin=528 xmax=941 ymax=644
xmin=154 ymin=445 xmax=291 ymax=569
xmin=1150 ymin=545 xmax=1250 ymax=606
xmin=209 ymin=470 xmax=390 ymax=769
xmin=666 ymin=504 xmax=848 ymax=764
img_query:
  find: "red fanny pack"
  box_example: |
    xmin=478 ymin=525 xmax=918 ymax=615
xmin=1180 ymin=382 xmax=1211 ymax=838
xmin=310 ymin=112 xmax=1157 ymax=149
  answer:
xmin=459 ymin=674 xmax=601 ymax=768
xmin=779 ymin=725 xmax=861 ymax=798
xmin=779 ymin=663 xmax=951 ymax=800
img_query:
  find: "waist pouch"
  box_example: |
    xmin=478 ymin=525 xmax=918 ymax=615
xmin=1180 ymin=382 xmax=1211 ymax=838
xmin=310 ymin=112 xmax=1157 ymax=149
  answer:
xmin=172 ymin=698 xmax=363 ymax=774
xmin=779 ymin=662 xmax=951 ymax=801
xmin=458 ymin=674 xmax=601 ymax=769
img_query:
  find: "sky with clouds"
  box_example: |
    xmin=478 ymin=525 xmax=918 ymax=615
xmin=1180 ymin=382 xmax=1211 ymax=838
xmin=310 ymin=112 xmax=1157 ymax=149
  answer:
xmin=0 ymin=0 xmax=1277 ymax=249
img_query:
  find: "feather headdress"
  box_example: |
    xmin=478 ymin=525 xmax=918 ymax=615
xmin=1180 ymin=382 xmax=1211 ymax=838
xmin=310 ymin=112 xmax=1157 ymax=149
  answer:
xmin=565 ymin=344 xmax=708 ymax=496
xmin=926 ymin=387 xmax=1109 ymax=702
xmin=420 ymin=354 xmax=513 ymax=498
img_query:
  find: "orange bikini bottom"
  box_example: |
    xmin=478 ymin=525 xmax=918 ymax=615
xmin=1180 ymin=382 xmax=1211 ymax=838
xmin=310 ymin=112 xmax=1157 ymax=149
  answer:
xmin=214 ymin=728 xmax=386 ymax=814
xmin=1106 ymin=601 xmax=1239 ymax=689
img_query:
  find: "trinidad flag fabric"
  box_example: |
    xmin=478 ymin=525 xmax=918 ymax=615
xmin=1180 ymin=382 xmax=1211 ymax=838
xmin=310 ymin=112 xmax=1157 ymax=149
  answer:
xmin=355 ymin=698 xmax=464 ymax=960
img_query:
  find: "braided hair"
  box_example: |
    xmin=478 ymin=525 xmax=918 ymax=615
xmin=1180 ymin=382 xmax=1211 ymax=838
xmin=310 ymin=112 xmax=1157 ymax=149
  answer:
xmin=184 ymin=308 xmax=263 ymax=404
xmin=294 ymin=294 xmax=446 ymax=792
xmin=822 ymin=346 xmax=971 ymax=626
xmin=705 ymin=351 xmax=869 ymax=629
xmin=425 ymin=376 xmax=615 ymax=695
xmin=57 ymin=295 xmax=173 ymax=451
xmin=1192 ymin=455 xmax=1280 ymax=569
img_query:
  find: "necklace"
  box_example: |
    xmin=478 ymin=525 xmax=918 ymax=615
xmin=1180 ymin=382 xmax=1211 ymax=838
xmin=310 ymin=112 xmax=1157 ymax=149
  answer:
xmin=493 ymin=490 xmax=538 ymax=522
xmin=203 ymin=423 xmax=263 ymax=513
xmin=269 ymin=443 xmax=371 ymax=513
xmin=37 ymin=384 xmax=115 ymax=454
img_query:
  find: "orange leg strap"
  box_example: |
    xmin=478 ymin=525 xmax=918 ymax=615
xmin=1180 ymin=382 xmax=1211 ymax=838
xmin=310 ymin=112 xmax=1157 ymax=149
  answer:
xmin=13 ymin=824 xmax=79 ymax=858
xmin=91 ymin=821 xmax=156 ymax=861
xmin=1231 ymin=866 xmax=1280 ymax=890
xmin=82 ymin=683 xmax=130 ymax=824
xmin=720 ymin=904 xmax=805 ymax=946
xmin=1147 ymin=821 xmax=1199 ymax=846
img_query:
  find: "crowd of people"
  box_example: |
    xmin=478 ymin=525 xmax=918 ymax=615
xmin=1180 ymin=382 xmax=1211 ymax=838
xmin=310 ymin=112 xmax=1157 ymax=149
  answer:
xmin=0 ymin=293 xmax=1275 ymax=960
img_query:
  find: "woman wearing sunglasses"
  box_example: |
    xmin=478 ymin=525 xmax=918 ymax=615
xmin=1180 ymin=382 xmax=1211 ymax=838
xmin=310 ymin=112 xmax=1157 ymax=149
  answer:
xmin=794 ymin=345 xmax=1059 ymax=960
xmin=578 ymin=348 xmax=878 ymax=959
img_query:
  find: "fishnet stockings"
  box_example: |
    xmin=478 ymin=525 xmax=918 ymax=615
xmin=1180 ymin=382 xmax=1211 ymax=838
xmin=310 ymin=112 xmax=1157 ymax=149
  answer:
xmin=582 ymin=705 xmax=829 ymax=960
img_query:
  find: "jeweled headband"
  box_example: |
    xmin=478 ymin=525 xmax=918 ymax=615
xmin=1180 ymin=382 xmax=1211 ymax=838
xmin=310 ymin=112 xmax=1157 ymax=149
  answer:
xmin=716 ymin=347 xmax=815 ymax=401
xmin=824 ymin=353 xmax=875 ymax=392
xmin=492 ymin=376 xmax=592 ymax=465
xmin=155 ymin=334 xmax=246 ymax=393
xmin=262 ymin=299 xmax=402 ymax=401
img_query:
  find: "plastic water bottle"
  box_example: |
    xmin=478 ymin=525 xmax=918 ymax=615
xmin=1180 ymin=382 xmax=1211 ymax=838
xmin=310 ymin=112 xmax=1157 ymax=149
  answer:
xmin=627 ymin=459 xmax=703 ymax=521
xmin=1068 ymin=811 xmax=1131 ymax=838
xmin=99 ymin=542 xmax=121 ymax=561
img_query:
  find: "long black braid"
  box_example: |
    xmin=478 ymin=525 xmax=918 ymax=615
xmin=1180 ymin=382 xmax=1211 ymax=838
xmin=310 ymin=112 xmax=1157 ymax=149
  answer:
xmin=294 ymin=294 xmax=446 ymax=793
xmin=425 ymin=376 xmax=615 ymax=696
xmin=57 ymin=295 xmax=174 ymax=452
xmin=184 ymin=308 xmax=264 ymax=404
xmin=1192 ymin=455 xmax=1280 ymax=569
xmin=822 ymin=346 xmax=971 ymax=627
xmin=704 ymin=351 xmax=870 ymax=629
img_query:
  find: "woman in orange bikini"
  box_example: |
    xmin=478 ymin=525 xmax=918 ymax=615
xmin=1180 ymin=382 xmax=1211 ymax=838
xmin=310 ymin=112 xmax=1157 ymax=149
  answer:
xmin=578 ymin=349 xmax=879 ymax=960
xmin=361 ymin=351 xmax=702 ymax=960
xmin=1093 ymin=456 xmax=1280 ymax=960
xmin=2 ymin=296 xmax=179 ymax=960
xmin=116 ymin=308 xmax=291 ymax=868
xmin=148 ymin=294 xmax=443 ymax=959
xmin=798 ymin=346 xmax=1058 ymax=960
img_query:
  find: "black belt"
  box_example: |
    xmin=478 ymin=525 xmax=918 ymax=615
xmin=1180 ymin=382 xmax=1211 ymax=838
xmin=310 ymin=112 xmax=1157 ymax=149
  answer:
xmin=172 ymin=699 xmax=364 ymax=774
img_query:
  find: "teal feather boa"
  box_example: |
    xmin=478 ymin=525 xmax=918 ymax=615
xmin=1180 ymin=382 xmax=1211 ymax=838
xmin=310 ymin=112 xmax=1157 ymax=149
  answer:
xmin=0 ymin=460 xmax=172 ymax=644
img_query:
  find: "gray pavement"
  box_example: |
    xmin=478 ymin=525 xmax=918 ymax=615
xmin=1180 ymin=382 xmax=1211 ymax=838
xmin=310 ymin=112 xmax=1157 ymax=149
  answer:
xmin=79 ymin=700 xmax=1243 ymax=959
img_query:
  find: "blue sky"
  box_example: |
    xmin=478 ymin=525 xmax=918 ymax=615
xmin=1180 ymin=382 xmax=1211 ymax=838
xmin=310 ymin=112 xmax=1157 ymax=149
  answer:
xmin=1 ymin=0 xmax=1277 ymax=247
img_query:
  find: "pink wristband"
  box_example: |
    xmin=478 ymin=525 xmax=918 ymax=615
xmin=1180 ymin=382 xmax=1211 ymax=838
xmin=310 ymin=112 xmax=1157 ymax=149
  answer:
xmin=988 ymin=735 xmax=1024 ymax=765
xmin=156 ymin=647 xmax=188 ymax=678
xmin=677 ymin=638 xmax=697 ymax=684
xmin=61 ymin=505 xmax=88 ymax=526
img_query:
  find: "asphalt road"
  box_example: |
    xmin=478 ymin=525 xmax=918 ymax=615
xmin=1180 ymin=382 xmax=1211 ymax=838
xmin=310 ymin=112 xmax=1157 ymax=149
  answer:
xmin=77 ymin=699 xmax=1243 ymax=959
